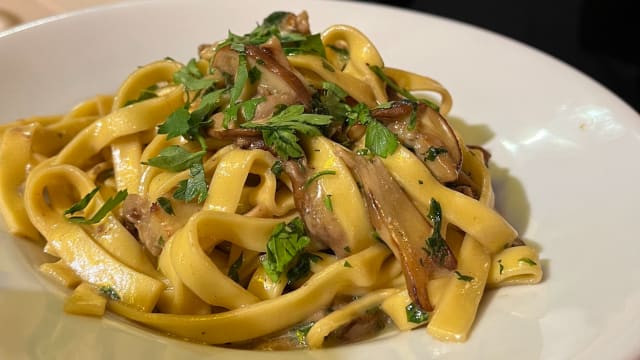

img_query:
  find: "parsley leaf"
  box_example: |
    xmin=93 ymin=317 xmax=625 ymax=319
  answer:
xmin=424 ymin=198 xmax=448 ymax=265
xmin=158 ymin=108 xmax=191 ymax=140
xmin=262 ymin=217 xmax=311 ymax=282
xmin=65 ymin=189 xmax=128 ymax=225
xmin=369 ymin=64 xmax=439 ymax=111
xmin=174 ymin=59 xmax=214 ymax=91
xmin=98 ymin=286 xmax=121 ymax=301
xmin=271 ymin=160 xmax=284 ymax=176
xmin=286 ymin=252 xmax=321 ymax=285
xmin=406 ymin=302 xmax=429 ymax=324
xmin=425 ymin=146 xmax=448 ymax=161
xmin=304 ymin=170 xmax=336 ymax=188
xmin=144 ymin=146 xmax=205 ymax=172
xmin=173 ymin=162 xmax=208 ymax=203
xmin=63 ymin=187 xmax=100 ymax=216
xmin=454 ymin=270 xmax=474 ymax=282
xmin=323 ymin=194 xmax=333 ymax=212
xmin=228 ymin=253 xmax=243 ymax=283
xmin=327 ymin=44 xmax=350 ymax=71
xmin=241 ymin=104 xmax=332 ymax=159
xmin=295 ymin=322 xmax=314 ymax=345
xmin=519 ymin=257 xmax=537 ymax=266
xmin=123 ymin=84 xmax=158 ymax=106
xmin=365 ymin=121 xmax=398 ymax=158
xmin=156 ymin=197 xmax=175 ymax=215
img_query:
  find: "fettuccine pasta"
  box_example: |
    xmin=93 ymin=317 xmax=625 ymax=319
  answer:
xmin=0 ymin=11 xmax=542 ymax=349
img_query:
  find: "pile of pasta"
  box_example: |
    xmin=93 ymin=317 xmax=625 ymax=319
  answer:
xmin=0 ymin=11 xmax=542 ymax=349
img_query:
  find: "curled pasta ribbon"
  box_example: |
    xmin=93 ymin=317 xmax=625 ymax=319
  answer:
xmin=109 ymin=244 xmax=392 ymax=344
xmin=382 ymin=67 xmax=453 ymax=116
xmin=322 ymin=25 xmax=388 ymax=103
xmin=54 ymin=63 xmax=185 ymax=167
xmin=23 ymin=162 xmax=164 ymax=311
xmin=288 ymin=54 xmax=377 ymax=107
xmin=111 ymin=60 xmax=182 ymax=110
xmin=306 ymin=288 xmax=401 ymax=348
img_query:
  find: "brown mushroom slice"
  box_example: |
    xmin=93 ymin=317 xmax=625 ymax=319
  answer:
xmin=335 ymin=147 xmax=456 ymax=311
xmin=372 ymin=102 xmax=463 ymax=183
xmin=245 ymin=44 xmax=312 ymax=111
xmin=282 ymin=158 xmax=350 ymax=257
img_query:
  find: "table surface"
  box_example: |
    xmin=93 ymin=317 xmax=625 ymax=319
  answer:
xmin=2 ymin=0 xmax=638 ymax=113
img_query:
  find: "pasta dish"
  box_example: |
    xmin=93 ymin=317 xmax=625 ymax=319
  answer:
xmin=0 ymin=11 xmax=542 ymax=349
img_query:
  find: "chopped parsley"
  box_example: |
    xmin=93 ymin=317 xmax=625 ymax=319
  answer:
xmin=343 ymin=260 xmax=353 ymax=268
xmin=271 ymin=160 xmax=284 ymax=177
xmin=323 ymin=194 xmax=333 ymax=212
xmin=98 ymin=285 xmax=121 ymax=301
xmin=498 ymin=259 xmax=504 ymax=274
xmin=519 ymin=257 xmax=537 ymax=266
xmin=347 ymin=103 xmax=398 ymax=158
xmin=454 ymin=270 xmax=474 ymax=282
xmin=295 ymin=322 xmax=315 ymax=344
xmin=423 ymin=198 xmax=448 ymax=265
xmin=156 ymin=197 xmax=175 ymax=215
xmin=143 ymin=146 xmax=205 ymax=172
xmin=240 ymin=104 xmax=333 ymax=159
xmin=425 ymin=146 xmax=448 ymax=161
xmin=327 ymin=44 xmax=350 ymax=71
xmin=405 ymin=302 xmax=429 ymax=324
xmin=228 ymin=253 xmax=243 ymax=283
xmin=286 ymin=252 xmax=322 ymax=285
xmin=173 ymin=162 xmax=208 ymax=203
xmin=368 ymin=64 xmax=439 ymax=111
xmin=123 ymin=84 xmax=158 ymax=106
xmin=173 ymin=59 xmax=214 ymax=91
xmin=262 ymin=217 xmax=311 ymax=282
xmin=64 ymin=188 xmax=128 ymax=225
xmin=304 ymin=170 xmax=337 ymax=188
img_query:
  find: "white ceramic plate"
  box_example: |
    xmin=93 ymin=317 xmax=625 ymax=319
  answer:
xmin=1 ymin=1 xmax=639 ymax=359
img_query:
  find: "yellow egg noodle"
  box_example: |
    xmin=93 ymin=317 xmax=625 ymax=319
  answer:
xmin=0 ymin=11 xmax=542 ymax=349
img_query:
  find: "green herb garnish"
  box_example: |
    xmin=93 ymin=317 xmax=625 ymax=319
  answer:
xmin=323 ymin=194 xmax=333 ymax=212
xmin=454 ymin=270 xmax=474 ymax=282
xmin=143 ymin=146 xmax=205 ymax=172
xmin=405 ymin=302 xmax=429 ymax=324
xmin=173 ymin=162 xmax=208 ymax=203
xmin=156 ymin=197 xmax=175 ymax=215
xmin=519 ymin=257 xmax=537 ymax=266
xmin=424 ymin=198 xmax=447 ymax=265
xmin=228 ymin=253 xmax=243 ymax=283
xmin=262 ymin=217 xmax=311 ymax=282
xmin=304 ymin=170 xmax=337 ymax=188
xmin=425 ymin=147 xmax=448 ymax=161
xmin=65 ymin=188 xmax=127 ymax=225
xmin=98 ymin=286 xmax=121 ymax=301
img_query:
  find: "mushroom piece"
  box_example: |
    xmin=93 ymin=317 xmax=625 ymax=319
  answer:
xmin=122 ymin=194 xmax=200 ymax=256
xmin=211 ymin=43 xmax=311 ymax=124
xmin=334 ymin=147 xmax=456 ymax=311
xmin=282 ymin=158 xmax=351 ymax=257
xmin=372 ymin=101 xmax=462 ymax=183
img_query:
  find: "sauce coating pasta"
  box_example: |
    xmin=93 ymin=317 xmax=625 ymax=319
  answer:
xmin=0 ymin=11 xmax=542 ymax=349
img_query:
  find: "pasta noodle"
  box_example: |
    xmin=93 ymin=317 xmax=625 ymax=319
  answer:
xmin=0 ymin=11 xmax=543 ymax=349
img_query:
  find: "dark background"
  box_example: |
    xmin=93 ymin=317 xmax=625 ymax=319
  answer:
xmin=356 ymin=0 xmax=640 ymax=112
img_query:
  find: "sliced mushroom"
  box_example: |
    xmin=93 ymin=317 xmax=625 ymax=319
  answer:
xmin=335 ymin=146 xmax=456 ymax=311
xmin=122 ymin=194 xmax=200 ymax=256
xmin=282 ymin=158 xmax=350 ymax=258
xmin=372 ymin=101 xmax=462 ymax=183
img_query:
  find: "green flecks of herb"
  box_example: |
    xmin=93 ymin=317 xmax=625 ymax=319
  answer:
xmin=356 ymin=148 xmax=370 ymax=156
xmin=262 ymin=217 xmax=311 ymax=282
xmin=123 ymin=84 xmax=158 ymax=106
xmin=63 ymin=187 xmax=100 ymax=216
xmin=271 ymin=160 xmax=284 ymax=177
xmin=365 ymin=120 xmax=398 ymax=158
xmin=99 ymin=286 xmax=121 ymax=301
xmin=327 ymin=44 xmax=350 ymax=71
xmin=228 ymin=253 xmax=243 ymax=283
xmin=173 ymin=59 xmax=214 ymax=91
xmin=323 ymin=194 xmax=333 ymax=212
xmin=519 ymin=257 xmax=537 ymax=266
xmin=454 ymin=270 xmax=474 ymax=282
xmin=304 ymin=170 xmax=337 ymax=188
xmin=284 ymin=33 xmax=326 ymax=58
xmin=405 ymin=302 xmax=429 ymax=324
xmin=368 ymin=64 xmax=439 ymax=111
xmin=322 ymin=81 xmax=348 ymax=99
xmin=322 ymin=60 xmax=335 ymax=72
xmin=240 ymin=104 xmax=333 ymax=159
xmin=407 ymin=101 xmax=419 ymax=130
xmin=230 ymin=54 xmax=248 ymax=104
xmin=418 ymin=179 xmax=424 ymax=185
xmin=156 ymin=197 xmax=175 ymax=215
xmin=158 ymin=236 xmax=165 ymax=247
xmin=286 ymin=252 xmax=322 ymax=285
xmin=424 ymin=198 xmax=447 ymax=265
xmin=295 ymin=322 xmax=315 ymax=344
xmin=343 ymin=261 xmax=352 ymax=268
xmin=248 ymin=65 xmax=261 ymax=84
xmin=239 ymin=97 xmax=265 ymax=121
xmin=498 ymin=259 xmax=504 ymax=274
xmin=344 ymin=246 xmax=352 ymax=253
xmin=143 ymin=146 xmax=206 ymax=172
xmin=65 ymin=189 xmax=127 ymax=225
xmin=374 ymin=102 xmax=393 ymax=110
xmin=425 ymin=146 xmax=448 ymax=161
xmin=173 ymin=162 xmax=208 ymax=203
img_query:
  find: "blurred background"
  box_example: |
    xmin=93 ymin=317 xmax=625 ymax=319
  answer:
xmin=2 ymin=0 xmax=638 ymax=112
